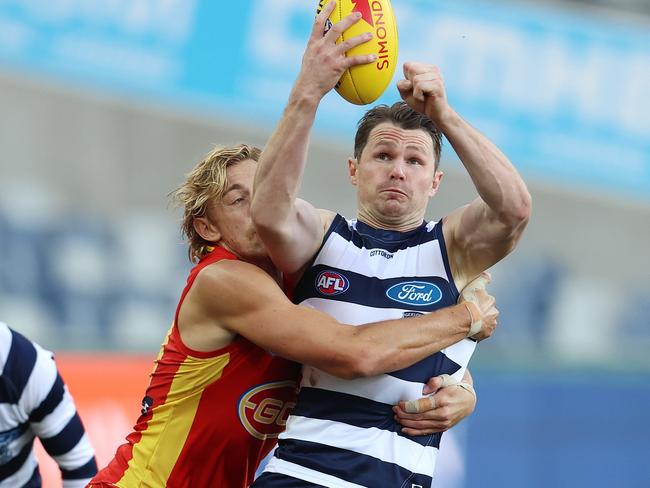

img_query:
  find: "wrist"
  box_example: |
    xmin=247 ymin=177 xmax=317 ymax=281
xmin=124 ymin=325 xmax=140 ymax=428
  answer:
xmin=461 ymin=301 xmax=482 ymax=337
xmin=290 ymin=78 xmax=326 ymax=111
xmin=455 ymin=381 xmax=476 ymax=401
xmin=430 ymin=106 xmax=459 ymax=132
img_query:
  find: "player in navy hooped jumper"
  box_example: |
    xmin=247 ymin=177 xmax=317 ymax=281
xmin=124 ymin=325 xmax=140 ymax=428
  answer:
xmin=251 ymin=3 xmax=531 ymax=487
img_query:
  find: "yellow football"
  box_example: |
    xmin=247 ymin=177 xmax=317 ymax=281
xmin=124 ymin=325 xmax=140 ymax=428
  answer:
xmin=317 ymin=0 xmax=399 ymax=105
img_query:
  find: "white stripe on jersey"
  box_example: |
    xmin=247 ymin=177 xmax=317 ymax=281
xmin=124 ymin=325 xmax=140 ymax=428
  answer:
xmin=300 ymin=297 xmax=407 ymax=325
xmin=313 ymin=231 xmax=449 ymax=280
xmin=264 ymin=458 xmax=367 ymax=488
xmin=20 ymin=340 xmax=57 ymax=417
xmin=0 ymin=454 xmax=38 ymax=488
xmin=52 ymin=433 xmax=95 ymax=470
xmin=31 ymin=387 xmax=77 ymax=438
xmin=442 ymin=339 xmax=477 ymax=383
xmin=0 ymin=322 xmax=11 ymax=368
xmin=0 ymin=403 xmax=25 ymax=427
xmin=301 ymin=367 xmax=425 ymax=405
xmin=278 ymin=416 xmax=438 ymax=476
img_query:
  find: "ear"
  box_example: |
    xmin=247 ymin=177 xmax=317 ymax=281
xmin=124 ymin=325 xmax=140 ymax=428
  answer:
xmin=193 ymin=216 xmax=221 ymax=243
xmin=429 ymin=170 xmax=444 ymax=197
xmin=348 ymin=158 xmax=358 ymax=186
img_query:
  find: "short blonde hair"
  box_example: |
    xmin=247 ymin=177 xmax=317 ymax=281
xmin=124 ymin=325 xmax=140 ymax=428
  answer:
xmin=171 ymin=144 xmax=261 ymax=262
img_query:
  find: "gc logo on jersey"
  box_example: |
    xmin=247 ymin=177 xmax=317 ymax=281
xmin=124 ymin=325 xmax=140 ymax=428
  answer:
xmin=386 ymin=281 xmax=442 ymax=307
xmin=316 ymin=270 xmax=349 ymax=296
xmin=238 ymin=380 xmax=297 ymax=440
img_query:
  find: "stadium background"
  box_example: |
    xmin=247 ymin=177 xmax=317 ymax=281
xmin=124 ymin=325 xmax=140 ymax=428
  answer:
xmin=0 ymin=0 xmax=648 ymax=486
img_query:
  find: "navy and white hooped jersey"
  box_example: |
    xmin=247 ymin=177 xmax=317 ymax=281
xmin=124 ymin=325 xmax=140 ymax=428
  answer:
xmin=258 ymin=215 xmax=476 ymax=488
xmin=0 ymin=322 xmax=97 ymax=488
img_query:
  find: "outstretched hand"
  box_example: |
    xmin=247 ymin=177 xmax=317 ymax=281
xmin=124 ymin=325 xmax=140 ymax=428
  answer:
xmin=397 ymin=62 xmax=452 ymax=126
xmin=295 ymin=1 xmax=377 ymax=101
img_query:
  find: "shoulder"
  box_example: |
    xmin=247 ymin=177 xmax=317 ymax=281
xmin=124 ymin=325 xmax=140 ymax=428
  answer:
xmin=192 ymin=259 xmax=285 ymax=310
xmin=317 ymin=208 xmax=337 ymax=230
xmin=194 ymin=258 xmax=271 ymax=289
xmin=0 ymin=326 xmax=58 ymax=410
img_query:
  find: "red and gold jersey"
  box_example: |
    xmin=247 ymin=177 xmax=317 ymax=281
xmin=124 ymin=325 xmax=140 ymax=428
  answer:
xmin=90 ymin=247 xmax=301 ymax=488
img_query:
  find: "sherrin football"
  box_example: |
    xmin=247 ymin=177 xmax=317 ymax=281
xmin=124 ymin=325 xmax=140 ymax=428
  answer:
xmin=317 ymin=0 xmax=399 ymax=105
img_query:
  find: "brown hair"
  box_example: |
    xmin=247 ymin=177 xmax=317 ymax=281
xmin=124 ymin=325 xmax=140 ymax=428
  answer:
xmin=354 ymin=102 xmax=443 ymax=169
xmin=171 ymin=144 xmax=261 ymax=262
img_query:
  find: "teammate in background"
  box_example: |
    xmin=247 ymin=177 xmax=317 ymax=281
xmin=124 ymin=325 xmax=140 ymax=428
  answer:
xmin=0 ymin=321 xmax=98 ymax=488
xmin=89 ymin=144 xmax=497 ymax=488
xmin=250 ymin=3 xmax=531 ymax=486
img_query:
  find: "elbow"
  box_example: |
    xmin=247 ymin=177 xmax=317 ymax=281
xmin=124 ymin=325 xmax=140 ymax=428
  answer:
xmin=250 ymin=198 xmax=270 ymax=230
xmin=503 ymin=187 xmax=532 ymax=229
xmin=334 ymin=351 xmax=387 ymax=379
xmin=251 ymin=202 xmax=282 ymax=242
xmin=516 ymin=188 xmax=533 ymax=223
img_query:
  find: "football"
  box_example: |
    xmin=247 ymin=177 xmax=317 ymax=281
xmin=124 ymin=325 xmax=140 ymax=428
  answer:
xmin=317 ymin=0 xmax=399 ymax=105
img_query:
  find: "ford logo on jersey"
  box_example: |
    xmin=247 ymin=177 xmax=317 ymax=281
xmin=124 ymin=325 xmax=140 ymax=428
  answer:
xmin=386 ymin=281 xmax=442 ymax=306
xmin=316 ymin=270 xmax=349 ymax=296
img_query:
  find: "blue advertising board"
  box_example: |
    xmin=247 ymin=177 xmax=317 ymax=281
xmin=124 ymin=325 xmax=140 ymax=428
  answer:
xmin=1 ymin=0 xmax=649 ymax=201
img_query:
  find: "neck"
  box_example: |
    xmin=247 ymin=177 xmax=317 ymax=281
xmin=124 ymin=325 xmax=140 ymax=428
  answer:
xmin=356 ymin=208 xmax=424 ymax=232
xmin=216 ymin=244 xmax=283 ymax=285
xmin=246 ymin=256 xmax=282 ymax=284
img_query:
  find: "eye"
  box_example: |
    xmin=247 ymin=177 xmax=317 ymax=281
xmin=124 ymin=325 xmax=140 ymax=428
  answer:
xmin=377 ymin=152 xmax=391 ymax=161
xmin=407 ymin=158 xmax=422 ymax=165
xmin=231 ymin=196 xmax=245 ymax=205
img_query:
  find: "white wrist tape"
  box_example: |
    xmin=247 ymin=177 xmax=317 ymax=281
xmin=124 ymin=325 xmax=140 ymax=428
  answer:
xmin=455 ymin=381 xmax=476 ymax=400
xmin=438 ymin=373 xmax=458 ymax=388
xmin=459 ymin=273 xmax=490 ymax=337
xmin=462 ymin=301 xmax=483 ymax=337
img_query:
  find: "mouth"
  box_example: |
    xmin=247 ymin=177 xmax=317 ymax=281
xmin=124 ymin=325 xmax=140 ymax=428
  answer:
xmin=381 ymin=188 xmax=408 ymax=198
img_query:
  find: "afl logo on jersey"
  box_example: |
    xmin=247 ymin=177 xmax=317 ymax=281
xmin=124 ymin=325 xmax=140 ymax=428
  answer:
xmin=316 ymin=270 xmax=349 ymax=296
xmin=386 ymin=281 xmax=442 ymax=307
xmin=238 ymin=380 xmax=298 ymax=440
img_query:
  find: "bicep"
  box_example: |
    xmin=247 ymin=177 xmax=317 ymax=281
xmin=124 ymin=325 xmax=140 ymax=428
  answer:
xmin=445 ymin=198 xmax=521 ymax=283
xmin=199 ymin=262 xmax=349 ymax=367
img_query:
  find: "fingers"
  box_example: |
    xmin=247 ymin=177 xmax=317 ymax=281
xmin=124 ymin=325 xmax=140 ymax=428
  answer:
xmin=422 ymin=375 xmax=443 ymax=396
xmin=400 ymin=395 xmax=435 ymax=414
xmin=313 ymin=1 xmax=337 ymax=40
xmin=336 ymin=30 xmax=372 ymax=55
xmin=324 ymin=11 xmax=362 ymax=43
xmin=396 ymin=79 xmax=412 ymax=94
xmin=410 ymin=72 xmax=437 ymax=102
xmin=393 ymin=405 xmax=452 ymax=434
xmin=401 ymin=62 xmax=442 ymax=97
xmin=422 ymin=373 xmax=457 ymax=395
xmin=336 ymin=32 xmax=376 ymax=68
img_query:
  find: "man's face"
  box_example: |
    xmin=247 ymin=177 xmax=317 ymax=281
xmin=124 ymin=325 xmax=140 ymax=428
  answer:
xmin=202 ymin=159 xmax=266 ymax=261
xmin=349 ymin=122 xmax=443 ymax=228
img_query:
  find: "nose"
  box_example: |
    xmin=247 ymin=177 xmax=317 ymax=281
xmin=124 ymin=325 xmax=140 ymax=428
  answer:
xmin=389 ymin=161 xmax=406 ymax=180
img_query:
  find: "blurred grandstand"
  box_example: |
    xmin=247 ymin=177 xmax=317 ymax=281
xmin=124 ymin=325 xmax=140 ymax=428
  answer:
xmin=1 ymin=0 xmax=648 ymax=487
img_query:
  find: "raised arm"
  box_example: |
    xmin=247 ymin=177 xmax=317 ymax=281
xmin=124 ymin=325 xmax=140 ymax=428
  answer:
xmin=398 ymin=62 xmax=532 ymax=287
xmin=190 ymin=259 xmax=497 ymax=379
xmin=251 ymin=2 xmax=376 ymax=274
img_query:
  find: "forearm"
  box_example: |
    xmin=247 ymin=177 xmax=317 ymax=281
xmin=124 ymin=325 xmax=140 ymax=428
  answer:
xmin=353 ymin=303 xmax=472 ymax=376
xmin=252 ymin=84 xmax=320 ymax=230
xmin=247 ymin=303 xmax=472 ymax=380
xmin=438 ymin=109 xmax=531 ymax=223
